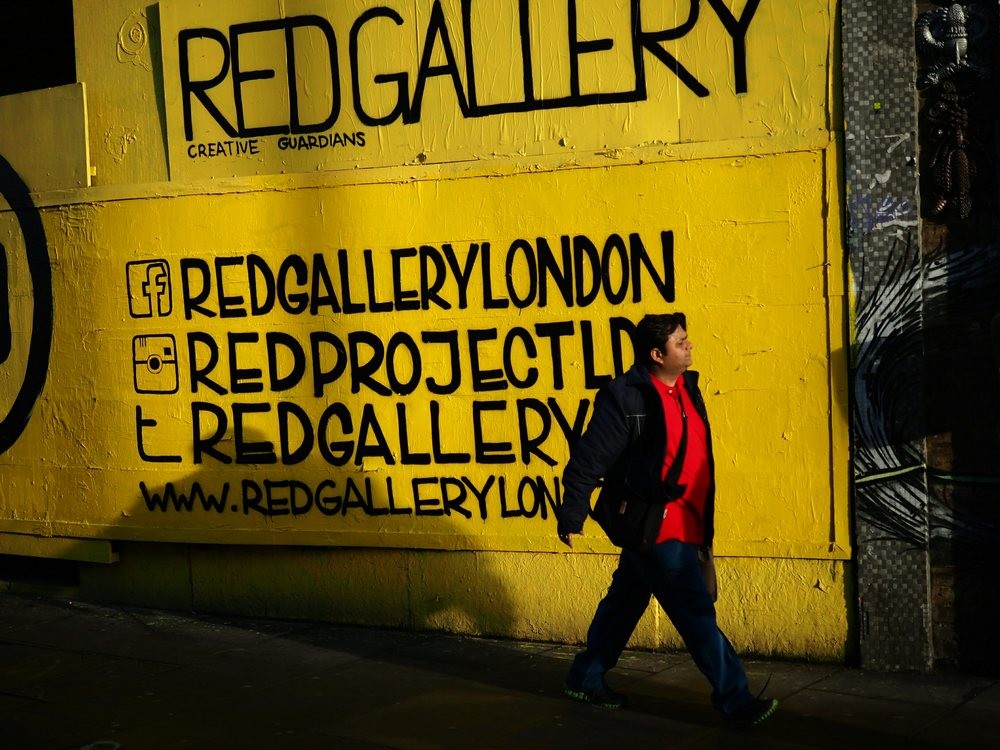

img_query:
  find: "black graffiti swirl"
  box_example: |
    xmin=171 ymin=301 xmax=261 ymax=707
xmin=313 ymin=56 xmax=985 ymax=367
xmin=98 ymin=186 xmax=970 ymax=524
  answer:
xmin=0 ymin=154 xmax=53 ymax=454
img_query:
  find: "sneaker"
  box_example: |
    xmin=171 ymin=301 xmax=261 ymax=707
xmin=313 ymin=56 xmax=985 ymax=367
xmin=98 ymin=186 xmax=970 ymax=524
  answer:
xmin=563 ymin=682 xmax=627 ymax=710
xmin=726 ymin=697 xmax=778 ymax=727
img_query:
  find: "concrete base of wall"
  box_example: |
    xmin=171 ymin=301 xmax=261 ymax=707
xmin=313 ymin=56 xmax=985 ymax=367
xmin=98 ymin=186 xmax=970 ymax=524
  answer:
xmin=54 ymin=543 xmax=856 ymax=663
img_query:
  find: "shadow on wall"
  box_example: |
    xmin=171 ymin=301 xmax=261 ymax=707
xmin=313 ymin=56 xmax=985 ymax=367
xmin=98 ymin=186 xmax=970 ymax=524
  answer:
xmin=101 ymin=426 xmax=522 ymax=639
xmin=913 ymin=1 xmax=1000 ymax=674
xmin=924 ymin=244 xmax=1000 ymax=675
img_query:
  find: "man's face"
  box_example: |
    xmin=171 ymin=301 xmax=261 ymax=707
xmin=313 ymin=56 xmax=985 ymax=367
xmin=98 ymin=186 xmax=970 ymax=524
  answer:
xmin=657 ymin=326 xmax=693 ymax=375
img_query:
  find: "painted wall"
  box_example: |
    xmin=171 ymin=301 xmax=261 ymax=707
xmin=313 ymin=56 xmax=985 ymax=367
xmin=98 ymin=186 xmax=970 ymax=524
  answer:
xmin=0 ymin=0 xmax=849 ymax=659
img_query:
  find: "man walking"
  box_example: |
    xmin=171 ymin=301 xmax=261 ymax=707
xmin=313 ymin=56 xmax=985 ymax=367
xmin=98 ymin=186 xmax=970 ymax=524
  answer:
xmin=556 ymin=312 xmax=778 ymax=727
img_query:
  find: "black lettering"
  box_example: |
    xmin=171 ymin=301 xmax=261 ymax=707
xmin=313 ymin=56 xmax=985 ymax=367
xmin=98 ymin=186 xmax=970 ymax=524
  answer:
xmin=242 ymin=479 xmax=264 ymax=515
xmin=232 ymin=402 xmax=276 ymax=463
xmin=516 ymin=476 xmax=543 ymax=518
xmin=192 ymin=401 xmax=232 ymax=464
xmin=441 ymin=477 xmax=472 ymax=518
xmin=581 ymin=320 xmax=613 ymax=389
xmin=355 ymin=403 xmax=395 ymax=464
xmin=390 ymin=247 xmax=421 ymax=310
xmin=568 ymin=0 xmax=614 ymax=97
xmin=397 ymin=403 xmax=431 ymax=465
xmin=413 ymin=477 xmax=444 ymax=516
xmin=179 ymin=28 xmax=238 ymax=140
xmin=473 ymin=400 xmax=515 ymax=463
xmin=140 ymin=481 xmax=181 ymax=511
xmin=350 ymin=8 xmax=409 ymax=126
xmin=462 ymin=475 xmax=492 ymax=520
xmin=534 ymin=475 xmax=561 ymax=518
xmin=188 ymin=331 xmax=227 ymax=395
xmin=479 ymin=242 xmax=508 ymax=309
xmin=573 ymin=235 xmax=601 ymax=306
xmin=366 ymin=477 xmax=390 ymax=516
xmin=287 ymin=479 xmax=315 ymax=515
xmin=263 ymin=479 xmax=291 ymax=516
xmin=537 ymin=236 xmax=572 ymax=307
xmin=385 ymin=477 xmax=413 ymax=515
xmin=338 ymin=248 xmax=365 ymax=313
xmin=631 ymin=230 xmax=674 ymax=302
xmin=267 ymin=332 xmax=306 ymax=391
xmin=363 ymin=249 xmax=393 ymax=312
xmin=503 ymin=327 xmax=538 ymax=389
xmin=430 ymin=401 xmax=471 ymax=462
xmin=180 ymin=258 xmax=214 ymax=319
xmin=386 ymin=332 xmax=421 ymax=395
xmin=315 ymin=479 xmax=342 ymax=515
xmin=419 ymin=244 xmax=450 ymax=310
xmin=549 ymin=397 xmax=591 ymax=449
xmin=341 ymin=477 xmax=371 ymax=515
xmin=317 ymin=402 xmax=353 ymax=465
xmin=247 ymin=254 xmax=275 ymax=314
xmin=610 ymin=316 xmax=637 ymax=375
xmin=516 ymin=398 xmax=556 ymax=466
xmin=534 ymin=321 xmax=574 ymax=390
xmin=633 ymin=0 xmax=709 ymax=98
xmin=408 ymin=1 xmax=469 ymax=123
xmin=310 ymin=253 xmax=341 ymax=314
xmin=349 ymin=331 xmax=391 ymax=395
xmin=707 ymin=0 xmax=760 ymax=94
xmin=278 ymin=255 xmax=310 ymax=314
xmin=278 ymin=401 xmax=314 ymax=464
xmin=422 ymin=330 xmax=461 ymax=394
xmin=498 ymin=476 xmax=519 ymax=517
xmin=505 ymin=239 xmax=537 ymax=308
xmin=135 ymin=406 xmax=182 ymax=463
xmin=441 ymin=242 xmax=478 ymax=309
xmin=229 ymin=332 xmax=263 ymax=393
xmin=468 ymin=328 xmax=506 ymax=391
xmin=215 ymin=256 xmax=247 ymax=318
xmin=601 ymin=234 xmax=629 ymax=304
xmin=228 ymin=20 xmax=279 ymax=134
xmin=311 ymin=331 xmax=348 ymax=397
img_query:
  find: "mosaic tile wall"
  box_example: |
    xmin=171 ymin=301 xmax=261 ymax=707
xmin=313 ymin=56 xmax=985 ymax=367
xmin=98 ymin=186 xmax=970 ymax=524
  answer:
xmin=841 ymin=1 xmax=933 ymax=671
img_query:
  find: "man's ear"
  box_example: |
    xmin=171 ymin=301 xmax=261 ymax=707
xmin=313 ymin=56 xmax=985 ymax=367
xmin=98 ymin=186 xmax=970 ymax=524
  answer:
xmin=649 ymin=347 xmax=663 ymax=364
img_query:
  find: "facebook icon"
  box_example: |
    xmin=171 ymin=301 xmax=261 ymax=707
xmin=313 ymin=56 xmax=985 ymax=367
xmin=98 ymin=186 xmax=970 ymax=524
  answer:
xmin=126 ymin=260 xmax=172 ymax=318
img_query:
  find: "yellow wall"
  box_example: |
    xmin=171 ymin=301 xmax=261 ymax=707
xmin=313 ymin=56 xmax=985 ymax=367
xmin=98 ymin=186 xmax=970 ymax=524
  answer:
xmin=0 ymin=0 xmax=849 ymax=659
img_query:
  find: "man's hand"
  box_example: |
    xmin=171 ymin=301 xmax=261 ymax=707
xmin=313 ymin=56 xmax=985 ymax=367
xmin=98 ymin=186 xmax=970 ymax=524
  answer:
xmin=558 ymin=532 xmax=580 ymax=548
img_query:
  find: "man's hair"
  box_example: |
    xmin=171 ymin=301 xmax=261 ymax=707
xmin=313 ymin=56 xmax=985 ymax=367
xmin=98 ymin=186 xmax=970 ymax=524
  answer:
xmin=635 ymin=312 xmax=687 ymax=366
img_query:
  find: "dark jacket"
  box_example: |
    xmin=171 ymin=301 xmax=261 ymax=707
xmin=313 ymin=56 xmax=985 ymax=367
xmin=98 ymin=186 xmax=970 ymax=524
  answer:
xmin=556 ymin=363 xmax=717 ymax=547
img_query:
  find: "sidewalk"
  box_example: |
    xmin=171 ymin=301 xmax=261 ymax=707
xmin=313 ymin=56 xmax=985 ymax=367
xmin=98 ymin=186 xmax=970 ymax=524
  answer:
xmin=1 ymin=592 xmax=997 ymax=749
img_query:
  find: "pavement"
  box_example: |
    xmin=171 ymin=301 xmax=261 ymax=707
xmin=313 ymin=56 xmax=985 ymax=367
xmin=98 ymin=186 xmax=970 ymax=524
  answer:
xmin=1 ymin=592 xmax=999 ymax=750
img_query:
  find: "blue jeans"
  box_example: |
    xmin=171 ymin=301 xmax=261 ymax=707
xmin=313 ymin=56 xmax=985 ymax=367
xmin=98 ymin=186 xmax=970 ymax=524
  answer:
xmin=567 ymin=540 xmax=753 ymax=715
